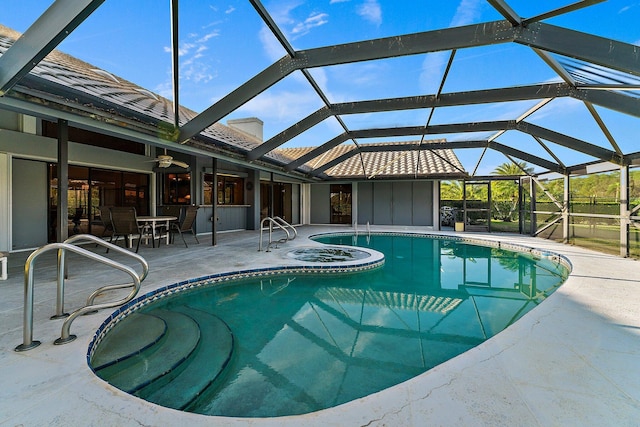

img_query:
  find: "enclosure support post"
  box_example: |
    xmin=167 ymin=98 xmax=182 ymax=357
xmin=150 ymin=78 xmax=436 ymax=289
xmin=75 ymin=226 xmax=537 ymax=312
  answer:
xmin=620 ymin=165 xmax=629 ymax=257
xmin=529 ymin=177 xmax=536 ymax=235
xmin=563 ymin=174 xmax=570 ymax=244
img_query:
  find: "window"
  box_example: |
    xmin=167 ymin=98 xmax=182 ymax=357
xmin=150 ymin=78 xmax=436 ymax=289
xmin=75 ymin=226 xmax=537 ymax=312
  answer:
xmin=203 ymin=173 xmax=245 ymax=205
xmin=163 ymin=173 xmax=191 ymax=205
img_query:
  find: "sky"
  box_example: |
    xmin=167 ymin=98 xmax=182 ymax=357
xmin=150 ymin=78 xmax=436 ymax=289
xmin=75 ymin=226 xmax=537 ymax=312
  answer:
xmin=2 ymin=0 xmax=640 ymax=176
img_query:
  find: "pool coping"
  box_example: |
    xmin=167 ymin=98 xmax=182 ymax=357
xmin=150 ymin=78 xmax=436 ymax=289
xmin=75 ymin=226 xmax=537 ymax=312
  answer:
xmin=86 ymin=230 xmax=572 ymax=416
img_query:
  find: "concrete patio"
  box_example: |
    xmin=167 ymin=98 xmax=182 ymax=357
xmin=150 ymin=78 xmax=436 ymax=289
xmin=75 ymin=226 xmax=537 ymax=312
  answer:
xmin=1 ymin=226 xmax=639 ymax=426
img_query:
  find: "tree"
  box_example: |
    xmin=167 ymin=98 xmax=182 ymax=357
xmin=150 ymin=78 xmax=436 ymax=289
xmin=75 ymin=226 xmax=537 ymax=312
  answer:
xmin=491 ymin=161 xmax=532 ymax=221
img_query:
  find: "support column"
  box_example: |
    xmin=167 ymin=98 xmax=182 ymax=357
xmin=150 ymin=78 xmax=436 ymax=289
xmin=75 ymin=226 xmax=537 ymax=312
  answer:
xmin=529 ymin=177 xmax=537 ymax=236
xmin=351 ymin=181 xmax=358 ymax=226
xmin=56 ymin=119 xmax=69 ymax=243
xmin=246 ymin=169 xmax=260 ymax=230
xmin=563 ymin=174 xmax=570 ymax=244
xmin=518 ymin=177 xmax=523 ymax=234
xmin=211 ymin=158 xmax=217 ymax=246
xmin=620 ymin=165 xmax=630 ymax=257
xmin=269 ymin=173 xmax=274 ymax=218
xmin=0 ymin=153 xmax=9 ymax=252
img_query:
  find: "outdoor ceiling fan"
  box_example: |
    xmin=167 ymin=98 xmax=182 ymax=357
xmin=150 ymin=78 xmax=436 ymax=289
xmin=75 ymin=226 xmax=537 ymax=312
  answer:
xmin=151 ymin=149 xmax=189 ymax=168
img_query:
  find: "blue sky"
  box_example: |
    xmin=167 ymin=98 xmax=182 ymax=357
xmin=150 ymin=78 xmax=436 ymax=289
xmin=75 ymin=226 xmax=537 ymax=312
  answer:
xmin=3 ymin=1 xmax=640 ymax=175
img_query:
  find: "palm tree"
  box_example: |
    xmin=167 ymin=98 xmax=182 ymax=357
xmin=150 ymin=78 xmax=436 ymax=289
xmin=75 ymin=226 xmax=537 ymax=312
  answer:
xmin=492 ymin=161 xmax=532 ymax=221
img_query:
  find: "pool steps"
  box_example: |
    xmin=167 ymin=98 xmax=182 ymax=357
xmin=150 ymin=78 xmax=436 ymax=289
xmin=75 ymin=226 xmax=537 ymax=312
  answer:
xmin=92 ymin=306 xmax=234 ymax=410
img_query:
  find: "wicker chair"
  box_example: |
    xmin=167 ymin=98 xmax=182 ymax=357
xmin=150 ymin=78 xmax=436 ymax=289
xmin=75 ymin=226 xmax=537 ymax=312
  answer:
xmin=169 ymin=205 xmax=200 ymax=247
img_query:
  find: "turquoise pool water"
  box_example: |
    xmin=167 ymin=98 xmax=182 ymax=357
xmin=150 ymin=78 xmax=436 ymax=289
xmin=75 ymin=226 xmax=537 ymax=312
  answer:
xmin=90 ymin=234 xmax=569 ymax=418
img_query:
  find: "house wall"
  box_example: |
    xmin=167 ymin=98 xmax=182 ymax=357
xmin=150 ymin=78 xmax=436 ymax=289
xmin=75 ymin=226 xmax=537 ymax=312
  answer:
xmin=310 ymin=181 xmax=436 ymax=227
xmin=310 ymin=184 xmax=331 ymax=224
xmin=0 ymin=123 xmax=157 ymax=251
xmin=12 ymin=158 xmax=48 ymax=249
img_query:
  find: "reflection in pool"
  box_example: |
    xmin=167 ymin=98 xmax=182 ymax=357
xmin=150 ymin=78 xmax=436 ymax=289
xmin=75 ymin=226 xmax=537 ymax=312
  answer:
xmin=90 ymin=234 xmax=569 ymax=418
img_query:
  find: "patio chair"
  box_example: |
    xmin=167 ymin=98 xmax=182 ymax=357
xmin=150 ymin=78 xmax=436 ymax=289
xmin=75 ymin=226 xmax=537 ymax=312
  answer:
xmin=71 ymin=207 xmax=83 ymax=234
xmin=169 ymin=205 xmax=200 ymax=247
xmin=97 ymin=206 xmax=114 ymax=239
xmin=107 ymin=206 xmax=147 ymax=253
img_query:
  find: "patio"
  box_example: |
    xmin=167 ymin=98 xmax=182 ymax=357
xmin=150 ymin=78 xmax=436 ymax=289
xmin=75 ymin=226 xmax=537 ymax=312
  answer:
xmin=1 ymin=226 xmax=639 ymax=426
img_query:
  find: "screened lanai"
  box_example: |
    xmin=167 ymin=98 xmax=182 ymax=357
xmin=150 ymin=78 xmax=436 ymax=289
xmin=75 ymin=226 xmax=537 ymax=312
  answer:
xmin=0 ymin=0 xmax=639 ymax=255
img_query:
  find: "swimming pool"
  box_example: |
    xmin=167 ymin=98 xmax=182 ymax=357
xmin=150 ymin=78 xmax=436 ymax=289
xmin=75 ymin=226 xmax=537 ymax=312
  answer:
xmin=89 ymin=233 xmax=569 ymax=418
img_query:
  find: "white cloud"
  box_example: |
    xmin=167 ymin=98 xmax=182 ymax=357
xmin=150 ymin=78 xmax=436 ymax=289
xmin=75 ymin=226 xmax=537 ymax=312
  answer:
xmin=237 ymin=90 xmax=320 ymax=123
xmin=419 ymin=51 xmax=449 ymax=93
xmin=418 ymin=0 xmax=484 ymax=92
xmin=197 ymin=31 xmax=220 ymax=43
xmin=178 ymin=42 xmax=197 ymax=56
xmin=225 ymin=6 xmax=235 ymax=14
xmin=330 ymin=0 xmax=350 ymax=3
xmin=357 ymin=0 xmax=382 ymax=26
xmin=259 ymin=25 xmax=288 ymax=61
xmin=291 ymin=12 xmax=329 ymax=36
xmin=450 ymin=0 xmax=484 ymax=27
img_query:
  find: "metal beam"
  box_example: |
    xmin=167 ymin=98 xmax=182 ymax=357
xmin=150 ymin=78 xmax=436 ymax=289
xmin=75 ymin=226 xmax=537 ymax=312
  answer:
xmin=574 ymin=88 xmax=640 ymax=118
xmin=489 ymin=141 xmax=565 ymax=173
xmin=170 ymin=0 xmax=180 ymax=128
xmin=249 ymin=0 xmax=295 ymax=57
xmin=517 ymin=23 xmax=640 ymax=77
xmin=180 ymin=20 xmax=517 ymax=142
xmin=248 ymin=83 xmax=571 ymax=160
xmin=309 ymin=141 xmax=488 ymax=176
xmin=309 ymin=149 xmax=357 ymax=176
xmin=522 ymin=0 xmax=606 ymax=26
xmin=516 ymin=121 xmax=621 ymax=164
xmin=350 ymin=121 xmax=514 ymax=139
xmin=532 ymin=48 xmax=576 ymax=86
xmin=296 ymin=20 xmax=514 ymax=68
xmin=584 ymin=101 xmax=622 ymax=155
xmin=285 ymin=133 xmax=349 ymax=171
xmin=0 ymin=0 xmax=105 ymax=96
xmin=487 ymin=0 xmax=522 ymax=25
xmin=247 ymin=107 xmax=332 ymax=160
xmin=359 ymin=140 xmax=488 ymax=152
xmin=179 ymin=58 xmax=292 ymax=142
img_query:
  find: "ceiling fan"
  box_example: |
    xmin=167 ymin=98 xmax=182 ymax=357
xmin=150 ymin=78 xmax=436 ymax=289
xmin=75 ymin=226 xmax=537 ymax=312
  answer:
xmin=151 ymin=149 xmax=189 ymax=168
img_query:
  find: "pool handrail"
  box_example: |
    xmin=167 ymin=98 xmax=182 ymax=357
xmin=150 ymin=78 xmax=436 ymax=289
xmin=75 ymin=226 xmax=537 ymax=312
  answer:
xmin=15 ymin=234 xmax=149 ymax=352
xmin=272 ymin=216 xmax=297 ymax=241
xmin=259 ymin=217 xmax=294 ymax=252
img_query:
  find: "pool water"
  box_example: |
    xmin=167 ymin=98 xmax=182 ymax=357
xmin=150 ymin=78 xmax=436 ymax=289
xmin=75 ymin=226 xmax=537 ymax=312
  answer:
xmin=90 ymin=234 xmax=569 ymax=418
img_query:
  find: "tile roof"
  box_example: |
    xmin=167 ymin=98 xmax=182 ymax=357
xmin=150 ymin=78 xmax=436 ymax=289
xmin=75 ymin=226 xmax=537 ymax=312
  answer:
xmin=0 ymin=24 xmax=466 ymax=179
xmin=280 ymin=140 xmax=466 ymax=178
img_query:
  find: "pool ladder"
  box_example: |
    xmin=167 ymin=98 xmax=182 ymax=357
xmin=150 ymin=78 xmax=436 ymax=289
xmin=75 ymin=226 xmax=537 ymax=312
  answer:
xmin=15 ymin=234 xmax=149 ymax=352
xmin=353 ymin=221 xmax=371 ymax=244
xmin=259 ymin=216 xmax=297 ymax=252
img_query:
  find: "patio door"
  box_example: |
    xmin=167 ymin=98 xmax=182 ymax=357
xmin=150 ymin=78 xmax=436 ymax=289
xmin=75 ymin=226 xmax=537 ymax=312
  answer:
xmin=464 ymin=181 xmax=491 ymax=232
xmin=330 ymin=184 xmax=352 ymax=224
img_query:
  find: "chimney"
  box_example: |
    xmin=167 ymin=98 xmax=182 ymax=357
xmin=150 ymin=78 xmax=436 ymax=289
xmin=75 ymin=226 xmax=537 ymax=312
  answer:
xmin=227 ymin=117 xmax=264 ymax=142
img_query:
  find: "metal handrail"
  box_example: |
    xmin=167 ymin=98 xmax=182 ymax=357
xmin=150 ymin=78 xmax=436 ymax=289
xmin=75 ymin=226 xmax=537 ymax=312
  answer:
xmin=15 ymin=234 xmax=148 ymax=352
xmin=272 ymin=216 xmax=297 ymax=241
xmin=259 ymin=217 xmax=291 ymax=252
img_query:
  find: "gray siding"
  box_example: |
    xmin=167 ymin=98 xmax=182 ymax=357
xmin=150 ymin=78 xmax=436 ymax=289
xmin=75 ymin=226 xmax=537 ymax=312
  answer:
xmin=292 ymin=184 xmax=300 ymax=224
xmin=373 ymin=182 xmax=393 ymax=224
xmin=12 ymin=158 xmax=47 ymax=249
xmin=357 ymin=182 xmax=373 ymax=224
xmin=412 ymin=181 xmax=433 ymax=225
xmin=392 ymin=182 xmax=412 ymax=224
xmin=354 ymin=181 xmax=434 ymax=226
xmin=310 ymin=184 xmax=330 ymax=224
xmin=216 ymin=206 xmax=248 ymax=231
